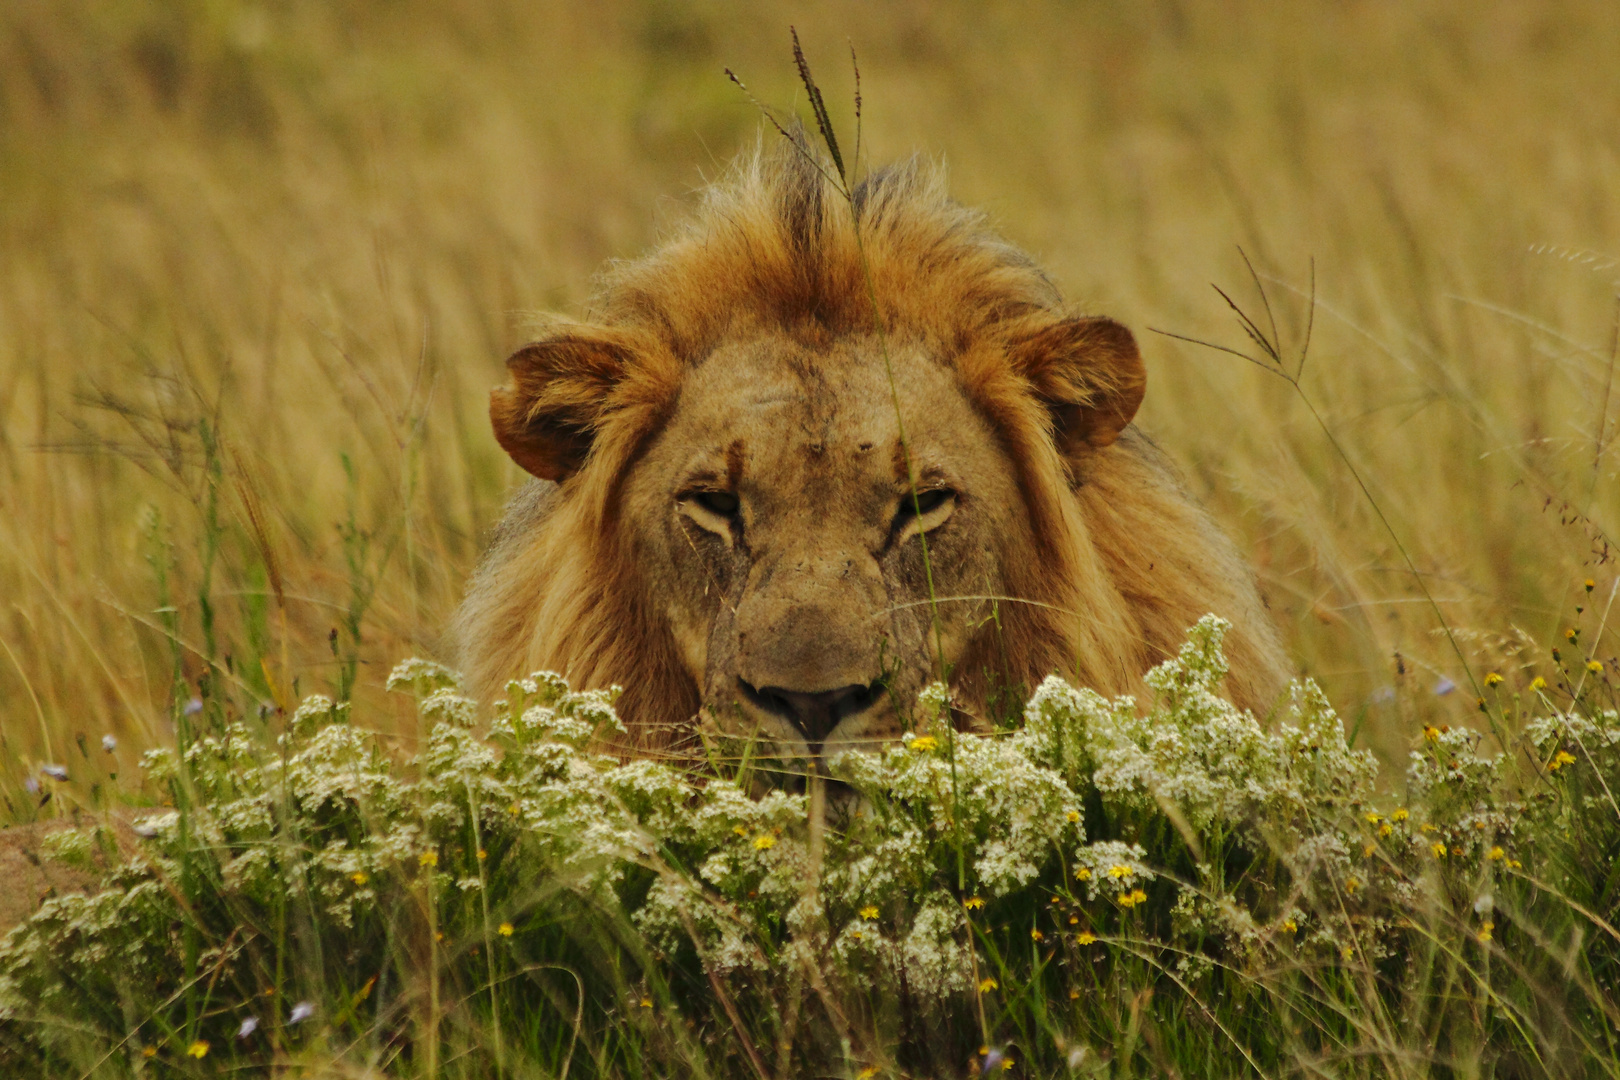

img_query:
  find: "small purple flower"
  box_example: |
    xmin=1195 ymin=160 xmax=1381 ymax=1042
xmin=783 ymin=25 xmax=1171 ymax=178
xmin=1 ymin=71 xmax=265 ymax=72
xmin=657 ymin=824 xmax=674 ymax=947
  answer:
xmin=236 ymin=1016 xmax=259 ymax=1039
xmin=39 ymin=764 xmax=68 ymax=781
xmin=23 ymin=776 xmax=39 ymax=795
xmin=102 ymin=735 xmax=117 ymax=752
xmin=288 ymin=1001 xmax=314 ymax=1024
xmin=981 ymin=1049 xmax=1006 ymax=1073
xmin=183 ymin=698 xmax=204 ymax=716
xmin=1434 ymin=677 xmax=1456 ymax=696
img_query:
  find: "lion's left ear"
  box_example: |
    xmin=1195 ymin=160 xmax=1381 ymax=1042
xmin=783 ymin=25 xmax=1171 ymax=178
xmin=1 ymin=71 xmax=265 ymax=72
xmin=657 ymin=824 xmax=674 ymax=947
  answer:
xmin=490 ymin=328 xmax=636 ymax=482
xmin=1010 ymin=316 xmax=1146 ymax=454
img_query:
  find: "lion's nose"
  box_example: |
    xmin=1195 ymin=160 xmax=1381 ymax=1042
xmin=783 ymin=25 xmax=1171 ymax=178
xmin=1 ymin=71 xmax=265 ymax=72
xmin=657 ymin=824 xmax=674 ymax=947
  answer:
xmin=739 ymin=680 xmax=883 ymax=747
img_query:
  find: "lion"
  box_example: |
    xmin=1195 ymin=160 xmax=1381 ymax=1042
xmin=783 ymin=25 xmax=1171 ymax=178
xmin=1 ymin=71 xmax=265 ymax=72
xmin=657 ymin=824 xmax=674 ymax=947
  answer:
xmin=454 ymin=138 xmax=1290 ymax=762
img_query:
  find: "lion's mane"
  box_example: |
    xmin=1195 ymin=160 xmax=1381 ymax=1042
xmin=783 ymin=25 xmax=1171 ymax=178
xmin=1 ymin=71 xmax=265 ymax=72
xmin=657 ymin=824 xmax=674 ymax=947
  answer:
xmin=455 ymin=140 xmax=1288 ymax=746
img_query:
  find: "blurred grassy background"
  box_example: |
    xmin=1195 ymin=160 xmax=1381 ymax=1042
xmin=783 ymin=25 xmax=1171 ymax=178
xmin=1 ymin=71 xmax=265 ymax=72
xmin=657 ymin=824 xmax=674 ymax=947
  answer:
xmin=3 ymin=0 xmax=1618 ymax=793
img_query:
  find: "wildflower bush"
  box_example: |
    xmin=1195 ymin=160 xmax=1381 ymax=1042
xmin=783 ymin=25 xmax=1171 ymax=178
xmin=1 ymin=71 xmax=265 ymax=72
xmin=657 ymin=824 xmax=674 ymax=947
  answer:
xmin=3 ymin=617 xmax=1619 ymax=1078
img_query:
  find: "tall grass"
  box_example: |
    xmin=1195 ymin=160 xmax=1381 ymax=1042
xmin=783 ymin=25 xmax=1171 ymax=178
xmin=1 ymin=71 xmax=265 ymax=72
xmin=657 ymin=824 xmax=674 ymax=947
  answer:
xmin=2 ymin=1 xmax=1618 ymax=782
xmin=4 ymin=4 xmax=1620 ymax=1075
xmin=4 ymin=624 xmax=1620 ymax=1077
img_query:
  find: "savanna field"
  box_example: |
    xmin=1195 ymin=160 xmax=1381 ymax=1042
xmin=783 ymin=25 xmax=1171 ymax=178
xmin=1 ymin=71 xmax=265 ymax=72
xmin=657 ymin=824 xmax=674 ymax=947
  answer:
xmin=3 ymin=2 xmax=1620 ymax=1077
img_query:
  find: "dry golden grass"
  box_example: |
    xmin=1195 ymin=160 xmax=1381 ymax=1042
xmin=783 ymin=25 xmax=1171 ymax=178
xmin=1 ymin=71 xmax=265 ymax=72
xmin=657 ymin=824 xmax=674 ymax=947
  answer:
xmin=3 ymin=0 xmax=1618 ymax=786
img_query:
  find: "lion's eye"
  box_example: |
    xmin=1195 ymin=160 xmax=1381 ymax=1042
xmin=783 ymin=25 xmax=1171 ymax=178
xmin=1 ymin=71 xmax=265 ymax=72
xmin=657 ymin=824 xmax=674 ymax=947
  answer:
xmin=691 ymin=490 xmax=739 ymax=517
xmin=894 ymin=488 xmax=955 ymax=538
xmin=904 ymin=489 xmax=952 ymax=517
xmin=677 ymin=488 xmax=741 ymax=545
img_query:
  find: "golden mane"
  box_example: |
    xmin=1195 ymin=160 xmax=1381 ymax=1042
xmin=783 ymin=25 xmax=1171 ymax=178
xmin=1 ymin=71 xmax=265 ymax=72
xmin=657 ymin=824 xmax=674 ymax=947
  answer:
xmin=455 ymin=139 xmax=1288 ymax=746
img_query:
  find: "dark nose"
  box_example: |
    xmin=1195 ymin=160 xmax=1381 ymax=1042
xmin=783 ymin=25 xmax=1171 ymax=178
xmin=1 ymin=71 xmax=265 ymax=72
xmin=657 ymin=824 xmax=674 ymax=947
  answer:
xmin=739 ymin=680 xmax=884 ymax=747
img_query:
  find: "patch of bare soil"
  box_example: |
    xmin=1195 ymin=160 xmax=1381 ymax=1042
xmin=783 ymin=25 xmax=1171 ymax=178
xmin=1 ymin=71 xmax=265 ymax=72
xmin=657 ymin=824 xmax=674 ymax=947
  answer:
xmin=0 ymin=820 xmax=113 ymax=936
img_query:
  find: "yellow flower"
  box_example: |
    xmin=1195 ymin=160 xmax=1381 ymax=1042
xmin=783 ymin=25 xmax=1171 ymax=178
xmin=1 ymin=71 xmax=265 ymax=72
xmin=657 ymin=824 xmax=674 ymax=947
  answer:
xmin=1432 ymin=842 xmax=1448 ymax=859
xmin=508 ymin=803 xmax=520 ymax=816
xmin=1530 ymin=676 xmax=1547 ymax=691
xmin=1074 ymin=867 xmax=1092 ymax=881
xmin=1342 ymin=945 xmax=1354 ymax=960
xmin=1345 ymin=877 xmax=1360 ymax=893
xmin=640 ymin=997 xmax=653 ymax=1008
xmin=1030 ymin=928 xmax=1044 ymax=942
xmin=1588 ymin=659 xmax=1605 ymax=674
xmin=1069 ymin=988 xmax=1082 ymax=999
xmin=964 ymin=896 xmax=985 ymax=910
xmin=1068 ymin=915 xmax=1079 ymax=925
xmin=1423 ymin=726 xmax=1441 ymax=742
xmin=1065 ymin=809 xmax=1081 ymax=824
xmin=858 ymin=1069 xmax=880 ymax=1079
xmin=1282 ymin=918 xmax=1297 ymax=933
xmin=1478 ymin=921 xmax=1494 ymax=943
xmin=1566 ymin=628 xmax=1578 ymax=641
xmin=1548 ymin=750 xmax=1577 ymax=772
xmin=1364 ymin=812 xmax=1381 ymax=825
xmin=1118 ymin=888 xmax=1148 ymax=908
xmin=860 ymin=905 xmax=880 ymax=921
xmin=1488 ymin=846 xmax=1506 ymax=861
xmin=1420 ymin=823 xmax=1437 ymax=834
xmin=497 ymin=922 xmax=514 ymax=937
xmin=1391 ymin=809 xmax=1409 ymax=822
xmin=350 ymin=871 xmax=369 ymax=886
xmin=1587 ymin=578 xmax=1597 ymax=591
xmin=1484 ymin=672 xmax=1503 ymax=688
xmin=753 ymin=834 xmax=776 ymax=850
xmin=1362 ymin=843 xmax=1375 ymax=857
xmin=187 ymin=1041 xmax=210 ymax=1059
xmin=141 ymin=1045 xmax=158 ymax=1059
xmin=477 ymin=848 xmax=488 ymax=860
xmin=419 ymin=851 xmax=438 ymax=868
xmin=1379 ymin=823 xmax=1393 ymax=838
xmin=908 ymin=735 xmax=937 ymax=752
xmin=1107 ymin=864 xmax=1132 ymax=879
xmin=1001 ymin=1059 xmax=1015 ymax=1071
xmin=851 ymin=931 xmax=863 ymax=941
xmin=978 ymin=977 xmax=998 ymax=992
xmin=733 ymin=825 xmax=748 ymax=836
xmin=1508 ymin=858 xmax=1522 ymax=869
xmin=1076 ymin=931 xmax=1096 ymax=945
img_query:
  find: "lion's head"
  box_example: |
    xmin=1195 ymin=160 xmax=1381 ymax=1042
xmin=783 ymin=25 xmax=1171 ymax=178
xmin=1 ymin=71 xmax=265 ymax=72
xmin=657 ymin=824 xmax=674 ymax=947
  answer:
xmin=456 ymin=140 xmax=1287 ymax=760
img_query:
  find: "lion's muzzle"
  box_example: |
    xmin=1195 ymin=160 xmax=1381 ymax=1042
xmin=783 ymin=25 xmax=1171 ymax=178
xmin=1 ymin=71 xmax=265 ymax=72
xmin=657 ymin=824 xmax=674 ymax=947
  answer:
xmin=736 ymin=679 xmax=885 ymax=749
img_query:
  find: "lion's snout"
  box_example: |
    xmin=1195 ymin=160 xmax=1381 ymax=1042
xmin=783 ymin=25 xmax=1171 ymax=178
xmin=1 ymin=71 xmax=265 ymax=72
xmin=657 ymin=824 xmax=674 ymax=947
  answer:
xmin=736 ymin=680 xmax=884 ymax=748
xmin=718 ymin=544 xmax=908 ymax=753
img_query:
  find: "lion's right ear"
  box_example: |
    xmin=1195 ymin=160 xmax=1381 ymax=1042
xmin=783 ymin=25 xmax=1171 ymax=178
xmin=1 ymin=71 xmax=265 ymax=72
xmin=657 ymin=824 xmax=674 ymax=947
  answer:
xmin=1010 ymin=316 xmax=1146 ymax=454
xmin=490 ymin=331 xmax=634 ymax=482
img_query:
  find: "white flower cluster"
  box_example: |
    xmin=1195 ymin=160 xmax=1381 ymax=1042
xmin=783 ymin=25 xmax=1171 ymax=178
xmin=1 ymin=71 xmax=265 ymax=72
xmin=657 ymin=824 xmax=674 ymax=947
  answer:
xmin=7 ymin=618 xmax=1618 ymax=1063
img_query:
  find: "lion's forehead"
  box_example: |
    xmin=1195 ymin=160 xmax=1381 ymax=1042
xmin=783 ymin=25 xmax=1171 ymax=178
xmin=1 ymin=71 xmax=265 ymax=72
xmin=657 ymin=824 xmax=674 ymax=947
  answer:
xmin=671 ymin=335 xmax=982 ymax=459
